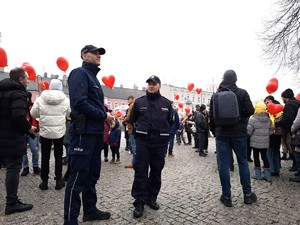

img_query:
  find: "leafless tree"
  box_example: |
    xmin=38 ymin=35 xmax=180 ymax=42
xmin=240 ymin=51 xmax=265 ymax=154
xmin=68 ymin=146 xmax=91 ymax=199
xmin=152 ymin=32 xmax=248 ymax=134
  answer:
xmin=260 ymin=0 xmax=300 ymax=74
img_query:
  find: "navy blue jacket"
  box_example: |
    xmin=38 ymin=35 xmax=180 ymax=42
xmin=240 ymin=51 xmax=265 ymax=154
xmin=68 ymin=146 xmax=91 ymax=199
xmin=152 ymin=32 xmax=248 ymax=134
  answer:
xmin=130 ymin=91 xmax=173 ymax=137
xmin=68 ymin=61 xmax=107 ymax=134
xmin=109 ymin=119 xmax=121 ymax=146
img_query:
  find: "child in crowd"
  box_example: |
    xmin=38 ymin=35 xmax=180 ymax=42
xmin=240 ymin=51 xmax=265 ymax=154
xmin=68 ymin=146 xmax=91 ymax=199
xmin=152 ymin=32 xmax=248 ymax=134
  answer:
xmin=176 ymin=117 xmax=188 ymax=145
xmin=109 ymin=118 xmax=122 ymax=164
xmin=247 ymin=102 xmax=272 ymax=182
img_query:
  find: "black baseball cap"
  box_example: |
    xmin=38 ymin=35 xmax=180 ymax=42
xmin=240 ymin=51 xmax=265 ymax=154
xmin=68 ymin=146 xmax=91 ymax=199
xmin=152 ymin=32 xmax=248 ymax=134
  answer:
xmin=81 ymin=45 xmax=106 ymax=58
xmin=146 ymin=75 xmax=161 ymax=84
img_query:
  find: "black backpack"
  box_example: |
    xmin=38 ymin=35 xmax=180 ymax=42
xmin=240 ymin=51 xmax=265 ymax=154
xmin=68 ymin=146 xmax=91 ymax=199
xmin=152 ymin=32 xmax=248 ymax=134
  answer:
xmin=213 ymin=87 xmax=240 ymax=126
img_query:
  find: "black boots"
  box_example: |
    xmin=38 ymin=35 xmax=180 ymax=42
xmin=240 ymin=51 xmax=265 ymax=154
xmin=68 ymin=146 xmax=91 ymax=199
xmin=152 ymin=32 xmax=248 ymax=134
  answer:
xmin=133 ymin=203 xmax=144 ymax=218
xmin=39 ymin=181 xmax=48 ymax=190
xmin=5 ymin=199 xmax=33 ymax=215
xmin=83 ymin=209 xmax=111 ymax=222
xmin=21 ymin=168 xmax=29 ymax=176
xmin=55 ymin=179 xmax=65 ymax=190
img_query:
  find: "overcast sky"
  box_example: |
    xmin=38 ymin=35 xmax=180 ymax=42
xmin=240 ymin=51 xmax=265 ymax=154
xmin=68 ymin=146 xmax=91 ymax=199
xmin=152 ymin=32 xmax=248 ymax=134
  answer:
xmin=1 ymin=0 xmax=298 ymax=102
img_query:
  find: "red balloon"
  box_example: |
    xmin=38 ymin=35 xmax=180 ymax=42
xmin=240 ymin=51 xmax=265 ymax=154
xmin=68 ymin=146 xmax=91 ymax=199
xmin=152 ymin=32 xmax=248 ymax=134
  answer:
xmin=267 ymin=103 xmax=284 ymax=115
xmin=185 ymin=107 xmax=191 ymax=114
xmin=196 ymin=88 xmax=202 ymax=94
xmin=0 ymin=47 xmax=8 ymax=67
xmin=175 ymin=94 xmax=179 ymax=100
xmin=56 ymin=56 xmax=69 ymax=72
xmin=116 ymin=111 xmax=122 ymax=118
xmin=175 ymin=108 xmax=179 ymax=112
xmin=21 ymin=62 xmax=30 ymax=68
xmin=296 ymin=93 xmax=300 ymax=100
xmin=178 ymin=103 xmax=183 ymax=108
xmin=24 ymin=65 xmax=36 ymax=81
xmin=187 ymin=83 xmax=194 ymax=91
xmin=266 ymin=78 xmax=278 ymax=94
xmin=102 ymin=75 xmax=115 ymax=89
xmin=43 ymin=81 xmax=50 ymax=90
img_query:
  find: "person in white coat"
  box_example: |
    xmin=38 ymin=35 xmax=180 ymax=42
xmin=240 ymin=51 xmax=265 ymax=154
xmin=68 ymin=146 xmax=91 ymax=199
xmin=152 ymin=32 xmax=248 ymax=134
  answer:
xmin=31 ymin=79 xmax=70 ymax=190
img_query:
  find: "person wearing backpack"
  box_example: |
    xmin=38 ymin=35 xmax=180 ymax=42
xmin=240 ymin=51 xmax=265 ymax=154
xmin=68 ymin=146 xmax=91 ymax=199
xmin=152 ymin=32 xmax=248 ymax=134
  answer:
xmin=209 ymin=69 xmax=256 ymax=207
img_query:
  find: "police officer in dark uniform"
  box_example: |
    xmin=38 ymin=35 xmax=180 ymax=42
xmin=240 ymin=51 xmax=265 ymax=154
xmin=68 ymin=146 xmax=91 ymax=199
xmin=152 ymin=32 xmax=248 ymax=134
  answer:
xmin=130 ymin=75 xmax=174 ymax=218
xmin=64 ymin=45 xmax=114 ymax=225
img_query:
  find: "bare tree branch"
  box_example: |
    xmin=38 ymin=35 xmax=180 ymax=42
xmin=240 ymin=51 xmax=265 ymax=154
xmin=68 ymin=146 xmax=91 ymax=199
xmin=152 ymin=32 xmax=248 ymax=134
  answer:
xmin=259 ymin=0 xmax=300 ymax=74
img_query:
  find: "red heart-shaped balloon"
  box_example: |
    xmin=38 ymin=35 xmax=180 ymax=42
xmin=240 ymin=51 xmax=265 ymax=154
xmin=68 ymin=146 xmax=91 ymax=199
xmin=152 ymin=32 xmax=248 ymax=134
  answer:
xmin=175 ymin=108 xmax=179 ymax=112
xmin=102 ymin=75 xmax=115 ymax=89
xmin=185 ymin=107 xmax=191 ymax=114
xmin=267 ymin=103 xmax=284 ymax=115
xmin=187 ymin=83 xmax=194 ymax=91
xmin=296 ymin=93 xmax=300 ymax=100
xmin=178 ymin=103 xmax=183 ymax=108
xmin=175 ymin=94 xmax=179 ymax=100
xmin=196 ymin=88 xmax=202 ymax=94
xmin=24 ymin=64 xmax=36 ymax=81
xmin=266 ymin=78 xmax=278 ymax=94
xmin=0 ymin=47 xmax=8 ymax=67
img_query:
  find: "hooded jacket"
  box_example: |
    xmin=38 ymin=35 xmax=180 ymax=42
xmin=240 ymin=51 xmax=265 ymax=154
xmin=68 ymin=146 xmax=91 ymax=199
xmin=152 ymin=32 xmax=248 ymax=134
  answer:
xmin=247 ymin=113 xmax=272 ymax=149
xmin=30 ymin=90 xmax=70 ymax=139
xmin=0 ymin=78 xmax=31 ymax=157
xmin=209 ymin=70 xmax=254 ymax=137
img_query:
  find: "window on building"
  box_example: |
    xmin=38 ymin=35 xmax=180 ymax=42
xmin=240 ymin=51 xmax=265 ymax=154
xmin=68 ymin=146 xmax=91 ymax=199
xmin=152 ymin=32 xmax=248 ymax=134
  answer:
xmin=202 ymin=98 xmax=205 ymax=104
xmin=114 ymin=102 xmax=118 ymax=109
xmin=108 ymin=102 xmax=112 ymax=110
xmin=198 ymin=97 xmax=200 ymax=103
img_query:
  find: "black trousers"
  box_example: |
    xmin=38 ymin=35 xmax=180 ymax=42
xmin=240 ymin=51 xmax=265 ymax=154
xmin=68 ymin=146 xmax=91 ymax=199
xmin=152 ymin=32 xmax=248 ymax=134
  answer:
xmin=40 ymin=136 xmax=64 ymax=181
xmin=253 ymin=148 xmax=269 ymax=168
xmin=3 ymin=156 xmax=23 ymax=205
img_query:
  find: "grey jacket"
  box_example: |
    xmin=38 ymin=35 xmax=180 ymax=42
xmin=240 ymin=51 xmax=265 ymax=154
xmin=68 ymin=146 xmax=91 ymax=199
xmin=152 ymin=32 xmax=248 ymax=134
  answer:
xmin=291 ymin=108 xmax=300 ymax=153
xmin=247 ymin=113 xmax=272 ymax=149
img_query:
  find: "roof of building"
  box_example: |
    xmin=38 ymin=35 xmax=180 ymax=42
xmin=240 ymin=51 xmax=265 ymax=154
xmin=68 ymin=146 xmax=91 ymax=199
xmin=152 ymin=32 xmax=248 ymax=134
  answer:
xmin=0 ymin=71 xmax=145 ymax=99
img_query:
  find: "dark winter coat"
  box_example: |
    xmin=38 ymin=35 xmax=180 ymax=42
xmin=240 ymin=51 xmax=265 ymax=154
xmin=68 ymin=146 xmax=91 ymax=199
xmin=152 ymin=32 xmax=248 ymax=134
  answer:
xmin=209 ymin=80 xmax=254 ymax=137
xmin=109 ymin=119 xmax=121 ymax=147
xmin=0 ymin=78 xmax=31 ymax=157
xmin=68 ymin=61 xmax=107 ymax=135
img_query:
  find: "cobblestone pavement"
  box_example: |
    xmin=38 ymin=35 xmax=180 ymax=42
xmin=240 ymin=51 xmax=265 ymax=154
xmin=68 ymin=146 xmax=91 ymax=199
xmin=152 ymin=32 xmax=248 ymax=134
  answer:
xmin=1 ymin=135 xmax=300 ymax=225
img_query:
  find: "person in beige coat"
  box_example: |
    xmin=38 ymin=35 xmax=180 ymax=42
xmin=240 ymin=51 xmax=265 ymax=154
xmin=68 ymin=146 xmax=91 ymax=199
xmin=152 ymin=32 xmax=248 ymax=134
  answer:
xmin=31 ymin=79 xmax=70 ymax=190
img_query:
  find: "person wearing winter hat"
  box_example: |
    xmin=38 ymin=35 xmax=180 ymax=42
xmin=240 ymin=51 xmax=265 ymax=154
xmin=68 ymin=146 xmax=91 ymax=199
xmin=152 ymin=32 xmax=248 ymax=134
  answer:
xmin=247 ymin=102 xmax=272 ymax=182
xmin=49 ymin=79 xmax=63 ymax=91
xmin=275 ymin=88 xmax=300 ymax=172
xmin=209 ymin=69 xmax=257 ymax=207
xmin=30 ymin=78 xmax=70 ymax=191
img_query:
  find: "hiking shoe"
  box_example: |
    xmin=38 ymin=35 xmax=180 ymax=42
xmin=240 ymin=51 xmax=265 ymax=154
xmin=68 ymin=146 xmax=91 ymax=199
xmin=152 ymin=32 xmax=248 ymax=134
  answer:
xmin=5 ymin=199 xmax=33 ymax=215
xmin=244 ymin=192 xmax=257 ymax=204
xmin=83 ymin=209 xmax=111 ymax=222
xmin=21 ymin=168 xmax=29 ymax=176
xmin=110 ymin=159 xmax=115 ymax=164
xmin=39 ymin=181 xmax=48 ymax=190
xmin=115 ymin=159 xmax=121 ymax=164
xmin=133 ymin=203 xmax=144 ymax=218
xmin=220 ymin=195 xmax=232 ymax=207
xmin=199 ymin=151 xmax=207 ymax=157
xmin=145 ymin=200 xmax=160 ymax=210
xmin=124 ymin=163 xmax=133 ymax=168
xmin=33 ymin=167 xmax=41 ymax=175
xmin=168 ymin=153 xmax=175 ymax=157
xmin=55 ymin=180 xmax=65 ymax=190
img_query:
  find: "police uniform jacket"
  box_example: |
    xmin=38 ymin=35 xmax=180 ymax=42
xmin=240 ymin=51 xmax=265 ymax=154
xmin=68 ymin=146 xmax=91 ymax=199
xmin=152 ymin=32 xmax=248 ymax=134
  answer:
xmin=68 ymin=61 xmax=107 ymax=135
xmin=130 ymin=91 xmax=173 ymax=138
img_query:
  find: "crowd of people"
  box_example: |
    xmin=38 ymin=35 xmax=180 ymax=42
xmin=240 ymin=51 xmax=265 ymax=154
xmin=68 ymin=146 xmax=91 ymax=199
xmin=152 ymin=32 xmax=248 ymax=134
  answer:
xmin=0 ymin=44 xmax=300 ymax=225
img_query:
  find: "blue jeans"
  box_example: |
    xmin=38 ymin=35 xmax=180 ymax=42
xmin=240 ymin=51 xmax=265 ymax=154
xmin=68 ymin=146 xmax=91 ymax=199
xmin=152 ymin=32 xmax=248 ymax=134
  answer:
xmin=267 ymin=148 xmax=280 ymax=173
xmin=129 ymin=134 xmax=136 ymax=165
xmin=294 ymin=152 xmax=300 ymax=174
xmin=23 ymin=134 xmax=39 ymax=168
xmin=216 ymin=136 xmax=252 ymax=198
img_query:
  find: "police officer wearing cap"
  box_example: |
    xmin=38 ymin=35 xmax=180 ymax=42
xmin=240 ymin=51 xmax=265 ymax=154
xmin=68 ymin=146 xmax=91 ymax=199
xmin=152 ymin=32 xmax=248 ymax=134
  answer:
xmin=64 ymin=45 xmax=114 ymax=225
xmin=130 ymin=75 xmax=174 ymax=218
